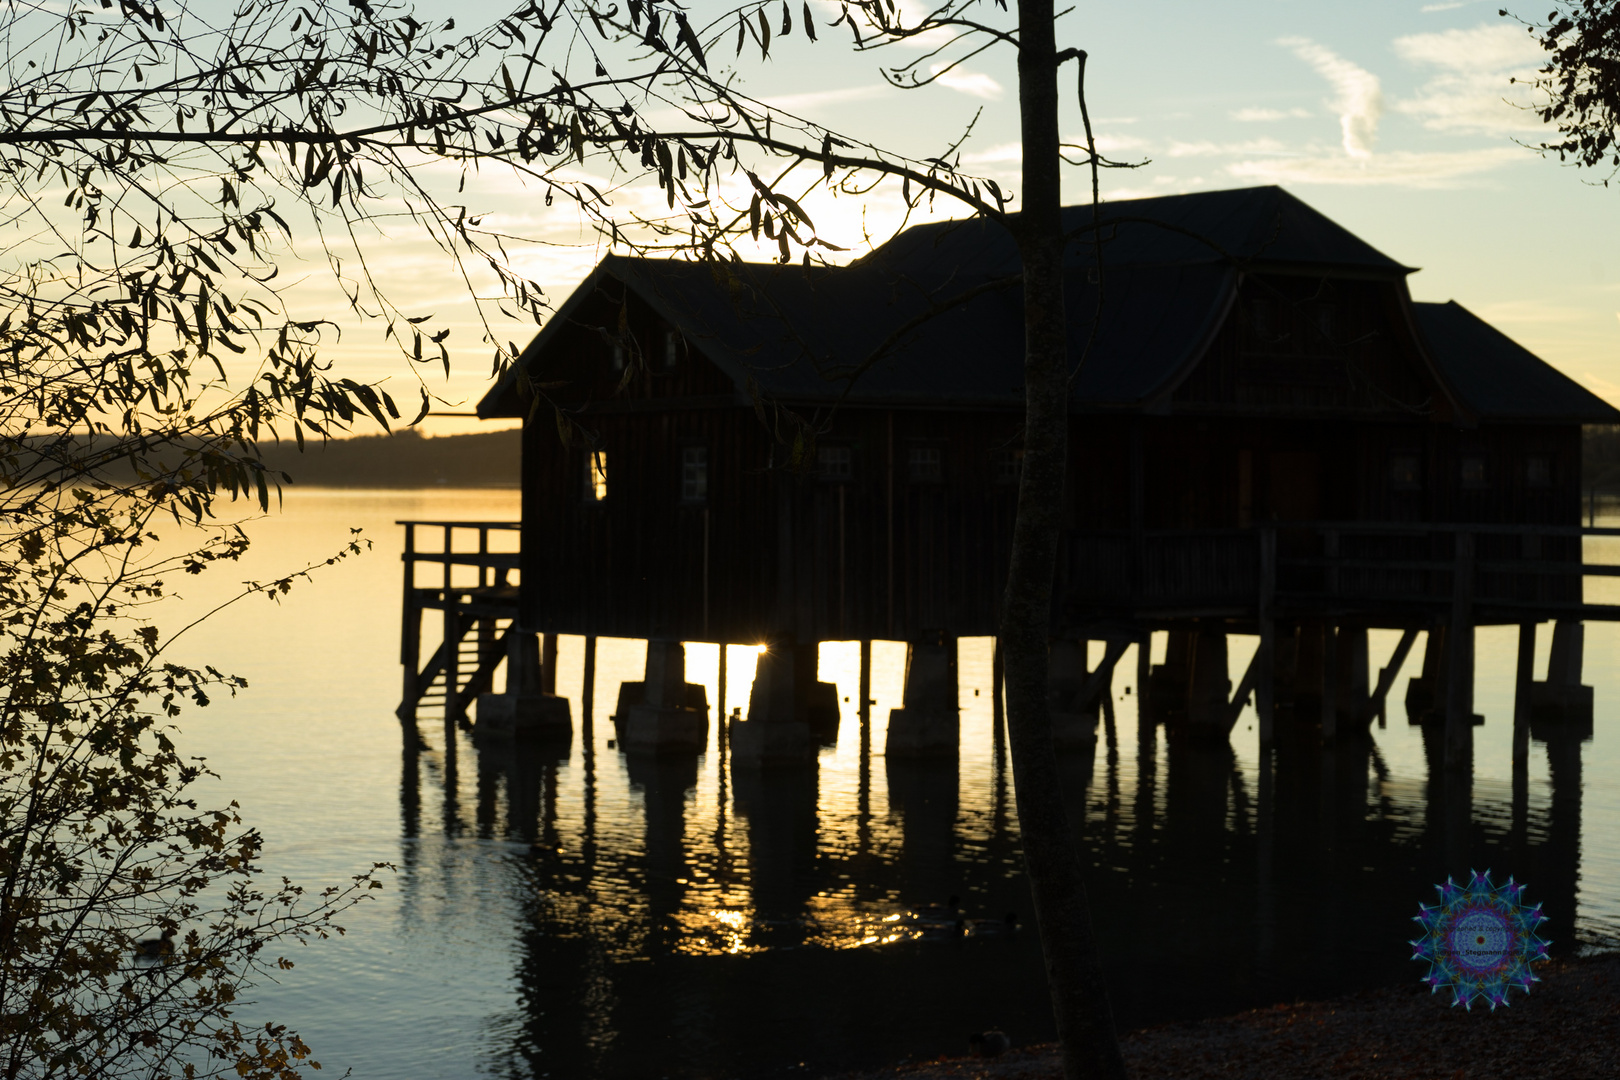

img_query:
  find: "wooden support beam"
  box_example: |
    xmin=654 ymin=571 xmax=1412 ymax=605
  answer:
xmin=581 ymin=635 xmax=598 ymax=736
xmin=1224 ymin=643 xmax=1263 ymax=733
xmin=986 ymin=637 xmax=998 ymax=740
xmin=397 ymin=638 xmax=450 ymax=720
xmin=1256 ymin=528 xmax=1276 ymax=745
xmin=1513 ymin=622 xmax=1535 ymax=774
xmin=1321 ymin=621 xmax=1339 ymax=741
xmin=541 ymin=632 xmax=558 ymax=696
xmin=1077 ymin=637 xmax=1130 ymax=712
xmin=1135 ymin=630 xmax=1153 ymax=723
xmin=1445 ymin=531 xmax=1476 ymax=771
xmin=453 ymin=622 xmax=514 ymax=725
xmin=1367 ymin=627 xmax=1418 ymax=720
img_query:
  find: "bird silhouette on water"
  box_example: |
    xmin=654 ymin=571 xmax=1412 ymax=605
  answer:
xmin=133 ymin=927 xmax=176 ymax=961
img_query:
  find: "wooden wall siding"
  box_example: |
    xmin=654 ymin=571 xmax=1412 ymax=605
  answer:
xmin=1172 ymin=277 xmax=1436 ymax=416
xmin=1351 ymin=423 xmax=1580 ymax=526
xmin=522 ymin=398 xmax=1026 ymax=643
xmin=513 ymin=278 xmax=1587 ymax=640
xmin=1060 ymin=531 xmax=1258 ymax=616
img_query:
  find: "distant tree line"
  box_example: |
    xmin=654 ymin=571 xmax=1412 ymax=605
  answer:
xmin=258 ymin=428 xmax=520 ymax=489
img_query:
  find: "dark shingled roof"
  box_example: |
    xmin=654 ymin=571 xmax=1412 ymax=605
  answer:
xmin=862 ymin=184 xmax=1411 ymax=279
xmin=479 ymin=186 xmax=1616 ymax=424
xmin=1413 ymin=301 xmax=1618 ymax=423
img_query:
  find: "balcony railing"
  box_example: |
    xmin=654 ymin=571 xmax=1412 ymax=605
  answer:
xmin=1062 ymin=522 xmax=1620 ymax=621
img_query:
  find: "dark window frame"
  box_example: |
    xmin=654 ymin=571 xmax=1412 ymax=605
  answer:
xmin=906 ymin=444 xmax=944 ymax=484
xmin=1389 ymin=451 xmax=1422 ymax=492
xmin=816 ymin=444 xmax=854 ymax=483
xmin=679 ymin=443 xmax=709 ymax=504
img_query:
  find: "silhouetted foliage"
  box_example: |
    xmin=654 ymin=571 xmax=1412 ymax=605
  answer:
xmin=1 ymin=0 xmax=1130 ymax=1075
xmin=1513 ymin=2 xmax=1620 ymax=174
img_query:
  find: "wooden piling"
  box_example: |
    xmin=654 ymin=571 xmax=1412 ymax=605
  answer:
xmin=541 ymin=632 xmax=558 ymax=696
xmin=1321 ymin=622 xmax=1338 ymax=741
xmin=859 ymin=638 xmax=872 ymax=733
xmin=1256 ymin=528 xmax=1276 ymax=744
xmin=582 ymin=635 xmax=598 ymax=738
xmin=1444 ymin=531 xmax=1475 ymax=772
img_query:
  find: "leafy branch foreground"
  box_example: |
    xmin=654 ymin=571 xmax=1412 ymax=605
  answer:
xmin=0 ymin=489 xmax=386 ymax=1078
xmin=1 ymin=0 xmax=1134 ymax=1076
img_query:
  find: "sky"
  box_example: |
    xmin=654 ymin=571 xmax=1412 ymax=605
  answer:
xmin=297 ymin=0 xmax=1620 ymax=437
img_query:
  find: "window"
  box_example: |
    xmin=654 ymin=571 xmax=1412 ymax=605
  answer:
xmin=908 ymin=446 xmax=942 ymax=483
xmin=1527 ymin=455 xmax=1553 ymax=489
xmin=992 ymin=449 xmax=1023 ymax=485
xmin=584 ymin=450 xmax=608 ymax=503
xmin=610 ymin=340 xmax=628 ymax=372
xmin=662 ymin=330 xmax=682 ymax=371
xmin=1390 ymin=453 xmax=1421 ymax=491
xmin=1461 ymin=454 xmax=1487 ymax=490
xmin=681 ymin=446 xmax=708 ymax=502
xmin=817 ymin=445 xmax=852 ymax=481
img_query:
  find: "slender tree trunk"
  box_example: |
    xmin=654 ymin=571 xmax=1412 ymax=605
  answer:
xmin=1001 ymin=3 xmax=1128 ymax=1077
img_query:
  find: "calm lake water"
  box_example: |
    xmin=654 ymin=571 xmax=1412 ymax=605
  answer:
xmin=164 ymin=488 xmax=1620 ymax=1079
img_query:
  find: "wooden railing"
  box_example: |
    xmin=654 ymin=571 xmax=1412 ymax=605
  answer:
xmin=399 ymin=520 xmax=521 ymax=594
xmin=1063 ymin=522 xmax=1620 ymax=619
xmin=397 ymin=521 xmax=521 ymax=724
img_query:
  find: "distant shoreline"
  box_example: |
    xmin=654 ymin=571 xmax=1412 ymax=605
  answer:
xmin=257 ymin=428 xmax=519 ymax=489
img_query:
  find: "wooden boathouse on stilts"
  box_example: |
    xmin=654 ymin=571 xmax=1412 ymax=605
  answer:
xmin=398 ymin=186 xmax=1620 ymax=771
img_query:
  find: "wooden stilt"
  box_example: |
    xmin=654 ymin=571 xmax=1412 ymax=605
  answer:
xmin=1368 ymin=627 xmax=1418 ymax=722
xmin=1513 ymin=622 xmax=1536 ymax=754
xmin=1135 ymin=630 xmax=1153 ymax=724
xmin=1337 ymin=625 xmax=1369 ymax=725
xmin=1444 ymin=532 xmax=1475 ymax=772
xmin=1321 ymin=622 xmax=1339 ymax=741
xmin=1256 ymin=528 xmax=1276 ymax=745
xmin=859 ymin=638 xmax=872 ymax=733
xmin=581 ymin=635 xmax=598 ymax=738
xmin=541 ymin=632 xmax=558 ymax=695
xmin=718 ymin=642 xmax=729 ymax=748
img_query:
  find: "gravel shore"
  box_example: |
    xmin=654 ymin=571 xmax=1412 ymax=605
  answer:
xmin=837 ymin=951 xmax=1620 ymax=1080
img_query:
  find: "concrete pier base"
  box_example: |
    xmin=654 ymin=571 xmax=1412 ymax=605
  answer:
xmin=475 ymin=691 xmax=572 ymax=741
xmin=887 ymin=635 xmax=958 ymax=757
xmin=731 ymin=642 xmax=833 ymax=766
xmin=614 ymin=640 xmax=710 ymax=754
xmin=475 ymin=630 xmax=571 ymax=741
xmin=1529 ymin=620 xmax=1594 ymax=737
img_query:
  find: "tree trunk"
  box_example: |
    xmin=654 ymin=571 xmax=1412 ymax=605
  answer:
xmin=1002 ymin=2 xmax=1128 ymax=1077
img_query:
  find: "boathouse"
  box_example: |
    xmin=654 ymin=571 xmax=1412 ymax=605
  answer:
xmin=400 ymin=185 xmax=1620 ymax=765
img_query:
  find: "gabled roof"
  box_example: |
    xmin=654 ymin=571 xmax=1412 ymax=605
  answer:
xmin=478 ymin=186 xmax=1616 ymax=425
xmin=1413 ymin=301 xmax=1618 ymax=424
xmin=861 ymin=184 xmax=1411 ymax=279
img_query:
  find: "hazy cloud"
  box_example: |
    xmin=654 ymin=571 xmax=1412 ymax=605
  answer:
xmin=1227 ymin=146 xmax=1522 ymax=187
xmin=1392 ymin=24 xmax=1544 ymax=134
xmin=1231 ymin=106 xmax=1313 ymax=122
xmin=930 ymin=63 xmax=1003 ymax=99
xmin=1168 ymin=137 xmax=1291 ymax=158
xmin=1278 ymin=37 xmax=1384 ymax=158
xmin=759 ymin=85 xmax=891 ymax=114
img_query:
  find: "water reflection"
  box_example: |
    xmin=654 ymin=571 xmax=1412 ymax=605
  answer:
xmin=390 ymin=634 xmax=1605 ymax=1080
